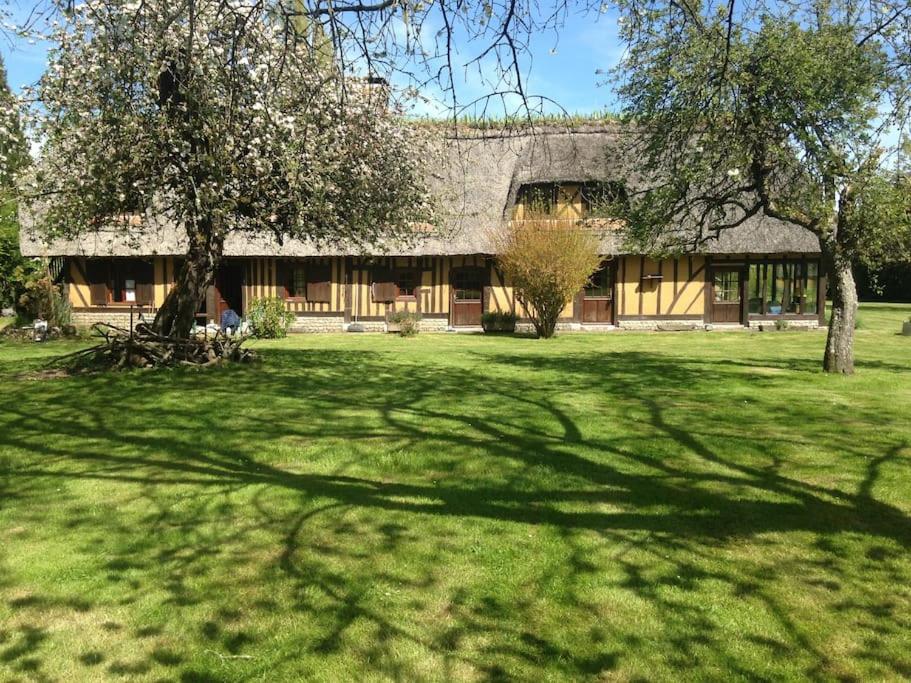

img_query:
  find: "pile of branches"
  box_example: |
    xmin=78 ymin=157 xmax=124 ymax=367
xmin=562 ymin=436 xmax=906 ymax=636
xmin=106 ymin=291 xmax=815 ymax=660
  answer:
xmin=56 ymin=322 xmax=256 ymax=370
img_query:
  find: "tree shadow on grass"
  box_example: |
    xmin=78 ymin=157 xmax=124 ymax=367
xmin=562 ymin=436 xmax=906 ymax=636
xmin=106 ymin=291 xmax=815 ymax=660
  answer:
xmin=0 ymin=345 xmax=910 ymax=679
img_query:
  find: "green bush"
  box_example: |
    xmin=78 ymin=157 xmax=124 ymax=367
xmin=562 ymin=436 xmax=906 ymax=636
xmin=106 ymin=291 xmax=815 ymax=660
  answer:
xmin=248 ymin=297 xmax=294 ymax=338
xmin=388 ymin=310 xmax=421 ymax=337
xmin=774 ymin=319 xmax=790 ymax=331
xmin=18 ymin=276 xmax=72 ymax=326
xmin=481 ymin=311 xmax=518 ymax=333
xmin=1 ymin=196 xmax=42 ymax=311
xmin=387 ymin=310 xmax=422 ymax=324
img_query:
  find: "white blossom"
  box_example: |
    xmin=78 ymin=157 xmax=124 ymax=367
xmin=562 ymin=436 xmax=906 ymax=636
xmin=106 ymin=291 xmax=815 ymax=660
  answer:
xmin=25 ymin=0 xmax=436 ymax=259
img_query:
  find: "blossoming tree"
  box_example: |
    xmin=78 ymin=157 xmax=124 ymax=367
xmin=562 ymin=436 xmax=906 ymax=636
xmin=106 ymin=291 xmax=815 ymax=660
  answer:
xmin=24 ymin=0 xmax=435 ymax=338
xmin=0 ymin=54 xmax=32 ymax=310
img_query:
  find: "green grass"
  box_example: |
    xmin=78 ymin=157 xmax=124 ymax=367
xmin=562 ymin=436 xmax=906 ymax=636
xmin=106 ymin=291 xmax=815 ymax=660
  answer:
xmin=1 ymin=304 xmax=910 ymax=681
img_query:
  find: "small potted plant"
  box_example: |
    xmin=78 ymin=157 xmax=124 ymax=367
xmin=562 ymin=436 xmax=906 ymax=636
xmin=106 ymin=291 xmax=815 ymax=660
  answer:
xmin=902 ymin=316 xmax=911 ymax=337
xmin=481 ymin=311 xmax=518 ymax=334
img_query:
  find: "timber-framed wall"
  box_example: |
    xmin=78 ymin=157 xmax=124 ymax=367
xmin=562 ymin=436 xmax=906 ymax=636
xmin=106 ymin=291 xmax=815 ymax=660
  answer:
xmin=62 ymin=252 xmax=826 ymax=331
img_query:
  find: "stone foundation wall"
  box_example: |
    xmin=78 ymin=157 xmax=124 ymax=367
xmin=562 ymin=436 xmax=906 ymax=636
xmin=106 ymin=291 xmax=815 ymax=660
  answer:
xmin=290 ymin=316 xmax=345 ymax=333
xmin=514 ymin=321 xmax=583 ymax=334
xmin=514 ymin=319 xmax=709 ymax=333
xmin=748 ymin=319 xmax=820 ymax=330
xmin=72 ymin=311 xmax=136 ymax=329
xmin=344 ymin=321 xmax=386 ymax=333
xmin=618 ymin=319 xmax=705 ymax=331
xmin=343 ymin=318 xmax=449 ymax=334
xmin=420 ymin=317 xmax=449 ymax=333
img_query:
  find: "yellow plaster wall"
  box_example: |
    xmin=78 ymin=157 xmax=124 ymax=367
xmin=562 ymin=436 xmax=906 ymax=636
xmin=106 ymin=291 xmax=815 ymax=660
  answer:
xmin=617 ymin=255 xmax=707 ymax=317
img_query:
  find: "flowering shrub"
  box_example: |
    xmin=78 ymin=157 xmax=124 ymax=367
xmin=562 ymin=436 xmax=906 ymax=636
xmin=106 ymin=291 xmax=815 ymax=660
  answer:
xmin=492 ymin=218 xmax=601 ymax=339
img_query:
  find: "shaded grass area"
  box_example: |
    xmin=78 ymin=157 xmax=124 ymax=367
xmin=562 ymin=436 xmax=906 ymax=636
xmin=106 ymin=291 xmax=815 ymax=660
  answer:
xmin=0 ymin=303 xmax=910 ymax=680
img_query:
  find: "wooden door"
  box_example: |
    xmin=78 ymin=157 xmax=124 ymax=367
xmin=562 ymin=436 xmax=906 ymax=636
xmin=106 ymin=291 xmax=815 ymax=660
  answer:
xmin=582 ymin=262 xmax=614 ymax=323
xmin=711 ymin=268 xmax=744 ymax=324
xmin=450 ymin=267 xmax=485 ymax=327
xmin=582 ymin=298 xmax=612 ymax=322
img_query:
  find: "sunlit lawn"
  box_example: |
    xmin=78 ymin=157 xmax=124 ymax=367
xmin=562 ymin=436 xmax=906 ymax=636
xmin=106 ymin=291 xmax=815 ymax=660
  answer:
xmin=1 ymin=303 xmax=910 ymax=681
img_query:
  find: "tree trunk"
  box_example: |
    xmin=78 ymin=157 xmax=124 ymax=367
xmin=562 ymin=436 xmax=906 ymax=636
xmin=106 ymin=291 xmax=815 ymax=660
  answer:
xmin=821 ymin=239 xmax=857 ymax=375
xmin=153 ymin=220 xmax=224 ymax=339
xmin=519 ymin=297 xmax=558 ymax=339
xmin=539 ymin=309 xmax=558 ymax=339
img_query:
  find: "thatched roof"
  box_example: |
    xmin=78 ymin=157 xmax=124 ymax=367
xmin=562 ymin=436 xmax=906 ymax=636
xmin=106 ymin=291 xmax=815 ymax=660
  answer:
xmin=19 ymin=123 xmax=821 ymax=258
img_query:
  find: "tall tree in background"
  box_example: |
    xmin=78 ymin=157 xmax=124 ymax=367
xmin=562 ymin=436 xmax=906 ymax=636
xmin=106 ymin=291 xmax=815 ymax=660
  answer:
xmin=23 ymin=0 xmax=435 ymax=338
xmin=611 ymin=0 xmax=911 ymax=373
xmin=0 ymin=53 xmax=32 ymax=310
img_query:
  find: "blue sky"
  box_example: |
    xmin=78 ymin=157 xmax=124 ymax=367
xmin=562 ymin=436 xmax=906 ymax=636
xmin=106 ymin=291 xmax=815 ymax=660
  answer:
xmin=388 ymin=7 xmax=627 ymax=117
xmin=1 ymin=5 xmax=625 ymax=117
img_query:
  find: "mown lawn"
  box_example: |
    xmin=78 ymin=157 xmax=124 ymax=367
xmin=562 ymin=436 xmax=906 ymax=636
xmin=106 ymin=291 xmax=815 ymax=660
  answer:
xmin=1 ymin=304 xmax=910 ymax=681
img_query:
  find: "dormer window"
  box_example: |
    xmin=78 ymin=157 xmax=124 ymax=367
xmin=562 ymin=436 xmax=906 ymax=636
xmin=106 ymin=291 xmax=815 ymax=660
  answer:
xmin=580 ymin=181 xmax=628 ymax=216
xmin=514 ymin=181 xmax=628 ymax=219
xmin=516 ymin=183 xmax=557 ymax=215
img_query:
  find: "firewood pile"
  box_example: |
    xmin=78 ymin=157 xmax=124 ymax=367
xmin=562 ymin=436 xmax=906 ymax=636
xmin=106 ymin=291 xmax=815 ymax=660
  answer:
xmin=55 ymin=322 xmax=256 ymax=369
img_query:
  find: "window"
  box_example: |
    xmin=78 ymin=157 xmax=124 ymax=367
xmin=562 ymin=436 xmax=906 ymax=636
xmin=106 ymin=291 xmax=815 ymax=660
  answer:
xmin=714 ymin=271 xmax=741 ymax=303
xmin=581 ymin=182 xmax=628 ymax=216
xmin=803 ymin=263 xmax=818 ymax=314
xmin=585 ymin=264 xmax=613 ymax=298
xmin=85 ymin=258 xmax=153 ymax=305
xmin=760 ymin=262 xmax=800 ymax=313
xmin=281 ymin=262 xmax=331 ymax=302
xmin=116 ymin=274 xmax=137 ymax=303
xmin=452 ymin=268 xmax=484 ymax=301
xmin=111 ymin=261 xmax=141 ymax=303
xmin=395 ymin=270 xmax=417 ymax=298
xmin=747 ymin=260 xmax=821 ymax=316
xmin=748 ymin=264 xmax=767 ymax=314
xmin=516 ymin=183 xmax=556 ymax=215
xmin=291 ymin=267 xmax=307 ymax=298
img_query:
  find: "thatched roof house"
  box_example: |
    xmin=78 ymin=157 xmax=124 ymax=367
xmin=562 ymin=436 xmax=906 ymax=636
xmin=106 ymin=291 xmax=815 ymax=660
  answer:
xmin=21 ymin=122 xmax=825 ymax=332
xmin=20 ymin=123 xmax=819 ymax=258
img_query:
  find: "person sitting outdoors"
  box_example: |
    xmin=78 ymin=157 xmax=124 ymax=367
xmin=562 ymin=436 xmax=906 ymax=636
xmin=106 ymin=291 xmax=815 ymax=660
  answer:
xmin=220 ymin=307 xmax=241 ymax=335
